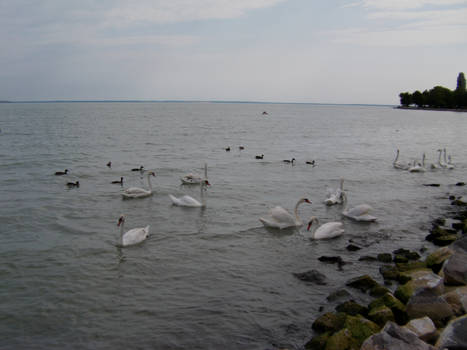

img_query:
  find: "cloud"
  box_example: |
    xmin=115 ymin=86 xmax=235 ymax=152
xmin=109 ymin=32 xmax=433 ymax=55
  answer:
xmin=345 ymin=0 xmax=467 ymax=10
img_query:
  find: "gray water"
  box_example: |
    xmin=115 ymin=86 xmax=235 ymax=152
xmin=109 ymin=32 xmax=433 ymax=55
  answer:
xmin=0 ymin=102 xmax=466 ymax=350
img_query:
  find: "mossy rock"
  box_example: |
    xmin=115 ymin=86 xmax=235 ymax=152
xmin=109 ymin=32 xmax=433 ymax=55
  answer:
xmin=344 ymin=315 xmax=380 ymax=346
xmin=395 ymin=269 xmax=444 ymax=304
xmin=425 ymin=247 xmax=454 ymax=273
xmin=396 ymin=261 xmax=427 ymax=272
xmin=346 ymin=275 xmax=378 ymax=293
xmin=377 ymin=253 xmax=392 ymax=263
xmin=305 ymin=331 xmax=331 ymax=350
xmin=393 ymin=254 xmax=409 ymax=263
xmin=369 ymin=284 xmax=390 ymax=298
xmin=325 ymin=328 xmax=354 ymax=350
xmin=426 ymin=226 xmax=455 ymax=242
xmin=433 ymin=234 xmax=458 ymax=247
xmin=367 ymin=305 xmax=395 ymax=327
xmin=395 ymin=283 xmax=413 ymax=304
xmin=336 ymin=300 xmax=368 ymax=317
xmin=369 ymin=292 xmax=408 ymax=325
xmin=312 ymin=312 xmax=346 ymax=333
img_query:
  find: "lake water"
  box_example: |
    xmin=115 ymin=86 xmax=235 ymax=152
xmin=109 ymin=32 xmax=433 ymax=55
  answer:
xmin=0 ymin=102 xmax=466 ymax=349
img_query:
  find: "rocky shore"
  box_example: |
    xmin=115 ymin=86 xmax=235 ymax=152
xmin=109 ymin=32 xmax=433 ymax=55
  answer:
xmin=299 ymin=187 xmax=467 ymax=350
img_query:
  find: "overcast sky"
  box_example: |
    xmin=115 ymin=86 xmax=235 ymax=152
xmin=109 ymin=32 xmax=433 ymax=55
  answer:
xmin=1 ymin=0 xmax=466 ymax=104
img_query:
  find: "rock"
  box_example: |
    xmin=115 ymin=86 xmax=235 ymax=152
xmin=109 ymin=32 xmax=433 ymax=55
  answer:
xmin=343 ymin=315 xmax=380 ymax=346
xmin=455 ymin=182 xmax=466 ymax=186
xmin=367 ymin=305 xmax=395 ymax=327
xmin=327 ymin=289 xmax=352 ymax=302
xmin=425 ymin=246 xmax=454 ymax=273
xmin=396 ymin=261 xmax=427 ymax=273
xmin=377 ymin=253 xmax=392 ymax=263
xmin=346 ymin=275 xmax=378 ymax=293
xmin=406 ymin=290 xmax=454 ymax=327
xmin=433 ymin=234 xmax=458 ymax=246
xmin=346 ymin=244 xmax=362 ymax=251
xmin=312 ymin=312 xmax=346 ymax=333
xmin=393 ymin=248 xmax=421 ymax=261
xmin=359 ymin=255 xmax=377 ymax=262
xmin=452 ymin=198 xmax=467 ymax=206
xmin=442 ymin=286 xmax=467 ymax=316
xmin=368 ymin=292 xmax=408 ymax=325
xmin=426 ymin=225 xmax=456 ymax=243
xmin=435 ymin=315 xmax=467 ymax=350
xmin=395 ymin=269 xmax=445 ymax=304
xmin=335 ymin=300 xmax=368 ymax=317
xmin=423 ymin=183 xmax=440 ymax=187
xmin=443 ymin=250 xmax=467 ymax=286
xmin=304 ymin=332 xmax=330 ymax=350
xmin=404 ymin=316 xmax=437 ymax=343
xmin=293 ymin=270 xmax=327 ymax=285
xmin=369 ymin=284 xmax=390 ymax=298
xmin=394 ymin=255 xmax=409 ymax=263
xmin=325 ymin=328 xmax=353 ymax=350
xmin=361 ymin=322 xmax=434 ymax=350
xmin=380 ymin=265 xmax=402 ymax=282
xmin=452 ymin=236 xmax=467 ymax=252
xmin=318 ymin=256 xmax=346 ymax=269
xmin=433 ymin=218 xmax=446 ymax=226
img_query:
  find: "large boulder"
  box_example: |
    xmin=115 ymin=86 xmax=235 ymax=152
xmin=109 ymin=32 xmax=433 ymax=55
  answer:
xmin=293 ymin=269 xmax=327 ymax=285
xmin=406 ymin=290 xmax=454 ymax=327
xmin=367 ymin=305 xmax=395 ymax=327
xmin=442 ymin=286 xmax=467 ymax=316
xmin=395 ymin=269 xmax=444 ymax=304
xmin=442 ymin=250 xmax=467 ymax=286
xmin=335 ymin=300 xmax=368 ymax=317
xmin=345 ymin=275 xmax=378 ymax=293
xmin=368 ymin=292 xmax=408 ymax=325
xmin=361 ymin=322 xmax=434 ymax=350
xmin=312 ymin=312 xmax=346 ymax=333
xmin=404 ymin=316 xmax=437 ymax=343
xmin=435 ymin=315 xmax=467 ymax=350
xmin=425 ymin=246 xmax=454 ymax=273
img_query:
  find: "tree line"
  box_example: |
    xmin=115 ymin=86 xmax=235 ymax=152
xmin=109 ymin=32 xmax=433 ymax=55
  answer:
xmin=399 ymin=72 xmax=467 ymax=109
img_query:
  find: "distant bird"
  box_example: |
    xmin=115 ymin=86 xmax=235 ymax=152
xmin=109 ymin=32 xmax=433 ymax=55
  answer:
xmin=393 ymin=149 xmax=409 ymax=170
xmin=112 ymin=177 xmax=124 ymax=185
xmin=255 ymin=154 xmax=264 ymax=159
xmin=66 ymin=181 xmax=79 ymax=188
xmin=55 ymin=169 xmax=68 ymax=176
xmin=306 ymin=160 xmax=316 ymax=166
xmin=262 ymin=111 xmax=268 ymax=115
xmin=107 ymin=161 xmax=112 ymax=168
xmin=131 ymin=166 xmax=144 ymax=172
xmin=283 ymin=158 xmax=296 ymax=164
xmin=225 ymin=147 xmax=231 ymax=152
xmin=239 ymin=146 xmax=245 ymax=150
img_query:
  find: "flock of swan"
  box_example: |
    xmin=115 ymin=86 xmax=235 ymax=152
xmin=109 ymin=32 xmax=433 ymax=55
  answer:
xmin=393 ymin=148 xmax=455 ymax=172
xmin=55 ymin=147 xmax=456 ymax=248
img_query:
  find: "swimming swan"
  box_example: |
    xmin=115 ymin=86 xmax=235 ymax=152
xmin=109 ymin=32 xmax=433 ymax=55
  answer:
xmin=305 ymin=216 xmax=344 ymax=240
xmin=324 ymin=178 xmax=345 ymax=206
xmin=393 ymin=149 xmax=409 ymax=170
xmin=181 ymin=163 xmax=208 ymax=185
xmin=408 ymin=153 xmax=426 ymax=173
xmin=122 ymin=171 xmax=155 ymax=199
xmin=117 ymin=215 xmax=149 ymax=247
xmin=169 ymin=179 xmax=210 ymax=207
xmin=341 ymin=193 xmax=377 ymax=222
xmin=259 ymin=198 xmax=312 ymax=229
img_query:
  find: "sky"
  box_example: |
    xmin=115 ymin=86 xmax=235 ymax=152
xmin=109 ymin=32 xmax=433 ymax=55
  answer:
xmin=1 ymin=0 xmax=466 ymax=105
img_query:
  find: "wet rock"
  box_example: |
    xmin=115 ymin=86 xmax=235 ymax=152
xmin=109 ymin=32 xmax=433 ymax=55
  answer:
xmin=377 ymin=253 xmax=392 ymax=263
xmin=455 ymin=182 xmax=466 ymax=186
xmin=404 ymin=316 xmax=437 ymax=343
xmin=367 ymin=305 xmax=395 ymax=327
xmin=442 ymin=286 xmax=467 ymax=316
xmin=346 ymin=275 xmax=378 ymax=293
xmin=359 ymin=255 xmax=377 ymax=262
xmin=423 ymin=183 xmax=440 ymax=187
xmin=304 ymin=331 xmax=330 ymax=350
xmin=325 ymin=328 xmax=353 ymax=350
xmin=425 ymin=246 xmax=454 ymax=273
xmin=380 ymin=265 xmax=401 ymax=282
xmin=452 ymin=198 xmax=467 ymax=206
xmin=346 ymin=244 xmax=362 ymax=251
xmin=396 ymin=261 xmax=427 ymax=273
xmin=406 ymin=290 xmax=454 ymax=327
xmin=369 ymin=284 xmax=390 ymax=298
xmin=312 ymin=312 xmax=346 ymax=333
xmin=433 ymin=218 xmax=446 ymax=226
xmin=335 ymin=300 xmax=368 ymax=317
xmin=425 ymin=225 xmax=457 ymax=245
xmin=395 ymin=269 xmax=445 ymax=304
xmin=326 ymin=315 xmax=380 ymax=350
xmin=442 ymin=250 xmax=467 ymax=286
xmin=318 ymin=256 xmax=346 ymax=269
xmin=394 ymin=254 xmax=409 ymax=263
xmin=368 ymin=292 xmax=408 ymax=325
xmin=435 ymin=315 xmax=467 ymax=350
xmin=452 ymin=236 xmax=467 ymax=252
xmin=433 ymin=234 xmax=458 ymax=246
xmin=327 ymin=289 xmax=352 ymax=302
xmin=361 ymin=321 xmax=435 ymax=350
xmin=393 ymin=248 xmax=421 ymax=261
xmin=293 ymin=270 xmax=327 ymax=285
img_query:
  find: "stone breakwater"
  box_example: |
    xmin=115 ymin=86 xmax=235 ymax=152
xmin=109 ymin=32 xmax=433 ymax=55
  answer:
xmin=300 ymin=190 xmax=467 ymax=350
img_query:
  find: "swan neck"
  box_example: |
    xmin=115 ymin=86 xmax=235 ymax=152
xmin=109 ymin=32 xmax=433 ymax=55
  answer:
xmin=147 ymin=173 xmax=152 ymax=190
xmin=294 ymin=200 xmax=304 ymax=224
xmin=393 ymin=150 xmax=399 ymax=164
xmin=119 ymin=220 xmax=125 ymax=245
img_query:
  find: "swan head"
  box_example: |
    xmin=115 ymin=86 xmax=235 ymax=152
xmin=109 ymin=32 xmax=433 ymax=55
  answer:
xmin=117 ymin=215 xmax=125 ymax=226
xmin=306 ymin=216 xmax=319 ymax=231
xmin=148 ymin=171 xmax=156 ymax=177
xmin=300 ymin=198 xmax=312 ymax=205
xmin=204 ymin=180 xmax=210 ymax=186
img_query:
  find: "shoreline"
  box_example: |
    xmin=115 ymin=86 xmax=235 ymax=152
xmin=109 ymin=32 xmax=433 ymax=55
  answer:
xmin=396 ymin=106 xmax=467 ymax=113
xmin=300 ymin=184 xmax=467 ymax=350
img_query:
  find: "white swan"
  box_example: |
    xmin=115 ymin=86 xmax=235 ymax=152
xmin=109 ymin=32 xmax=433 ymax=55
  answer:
xmin=444 ymin=148 xmax=454 ymax=169
xmin=408 ymin=153 xmax=426 ymax=173
xmin=122 ymin=171 xmax=155 ymax=199
xmin=259 ymin=198 xmax=312 ymax=229
xmin=169 ymin=180 xmax=210 ymax=207
xmin=341 ymin=193 xmax=377 ymax=222
xmin=304 ymin=216 xmax=344 ymax=240
xmin=324 ymin=178 xmax=345 ymax=206
xmin=393 ymin=149 xmax=410 ymax=170
xmin=181 ymin=163 xmax=207 ymax=185
xmin=117 ymin=215 xmax=149 ymax=247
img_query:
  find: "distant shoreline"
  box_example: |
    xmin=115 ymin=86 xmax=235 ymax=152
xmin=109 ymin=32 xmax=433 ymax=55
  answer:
xmin=396 ymin=106 xmax=467 ymax=113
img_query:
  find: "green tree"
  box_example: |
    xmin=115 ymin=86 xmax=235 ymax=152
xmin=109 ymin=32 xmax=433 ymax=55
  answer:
xmin=399 ymin=92 xmax=412 ymax=107
xmin=456 ymin=72 xmax=466 ymax=92
xmin=428 ymin=86 xmax=453 ymax=108
xmin=412 ymin=90 xmax=424 ymax=107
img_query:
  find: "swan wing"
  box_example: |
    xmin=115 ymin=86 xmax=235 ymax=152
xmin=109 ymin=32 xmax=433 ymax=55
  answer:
xmin=269 ymin=206 xmax=296 ymax=225
xmin=259 ymin=217 xmax=292 ymax=229
xmin=178 ymin=195 xmax=202 ymax=207
xmin=124 ymin=187 xmax=149 ymax=194
xmin=313 ymin=222 xmax=344 ymax=240
xmin=346 ymin=204 xmax=373 ymax=217
xmin=169 ymin=194 xmax=183 ymax=206
xmin=122 ymin=226 xmax=149 ymax=246
xmin=352 ymin=214 xmax=377 ymax=222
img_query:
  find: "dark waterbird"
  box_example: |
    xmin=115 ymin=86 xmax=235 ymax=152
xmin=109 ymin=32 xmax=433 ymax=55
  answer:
xmin=131 ymin=166 xmax=144 ymax=172
xmin=225 ymin=146 xmax=231 ymax=152
xmin=283 ymin=158 xmax=295 ymax=164
xmin=55 ymin=169 xmax=68 ymax=175
xmin=107 ymin=161 xmax=112 ymax=168
xmin=255 ymin=154 xmax=264 ymax=159
xmin=112 ymin=177 xmax=124 ymax=185
xmin=66 ymin=181 xmax=79 ymax=188
xmin=306 ymin=160 xmax=316 ymax=166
